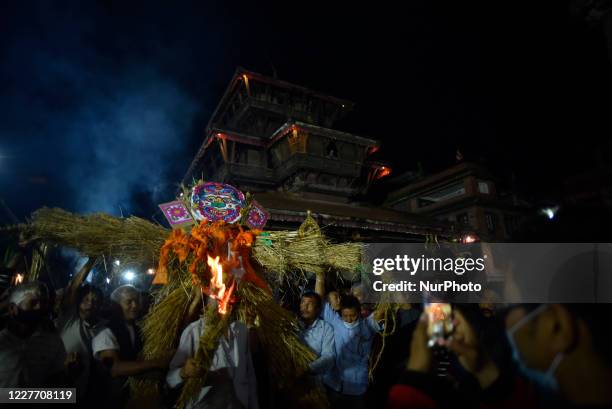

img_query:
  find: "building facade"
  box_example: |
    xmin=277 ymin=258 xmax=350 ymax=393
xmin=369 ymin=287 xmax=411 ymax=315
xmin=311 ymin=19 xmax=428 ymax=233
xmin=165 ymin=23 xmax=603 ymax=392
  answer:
xmin=182 ymin=68 xmax=454 ymax=241
xmin=385 ymin=162 xmax=529 ymax=241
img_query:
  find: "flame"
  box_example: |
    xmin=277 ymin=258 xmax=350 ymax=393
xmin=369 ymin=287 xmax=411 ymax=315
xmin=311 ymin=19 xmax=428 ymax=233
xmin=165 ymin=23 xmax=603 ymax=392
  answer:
xmin=462 ymin=234 xmax=478 ymax=244
xmin=207 ymin=255 xmax=235 ymax=315
xmin=429 ymin=303 xmax=447 ymax=321
xmin=14 ymin=273 xmax=24 ymax=285
xmin=376 ymin=166 xmax=392 ymax=179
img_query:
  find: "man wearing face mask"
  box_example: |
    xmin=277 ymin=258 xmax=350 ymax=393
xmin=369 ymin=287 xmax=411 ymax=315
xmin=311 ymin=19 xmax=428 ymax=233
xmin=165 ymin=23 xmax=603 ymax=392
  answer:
xmin=0 ymin=281 xmax=69 ymax=388
xmin=315 ymin=272 xmax=385 ymax=409
xmin=388 ymin=303 xmax=612 ymax=409
xmin=505 ymin=303 xmax=612 ymax=408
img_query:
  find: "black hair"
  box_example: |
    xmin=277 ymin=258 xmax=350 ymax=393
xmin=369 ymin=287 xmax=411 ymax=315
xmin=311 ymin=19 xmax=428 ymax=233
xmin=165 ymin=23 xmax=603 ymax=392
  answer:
xmin=508 ymin=206 xmax=612 ymax=365
xmin=564 ymin=304 xmax=612 ymax=366
xmin=57 ymin=284 xmax=104 ymax=330
xmin=340 ymin=294 xmax=361 ymax=312
xmin=75 ymin=284 xmax=103 ymax=309
xmin=453 ymin=304 xmax=513 ymax=370
xmin=301 ymin=291 xmax=322 ymax=309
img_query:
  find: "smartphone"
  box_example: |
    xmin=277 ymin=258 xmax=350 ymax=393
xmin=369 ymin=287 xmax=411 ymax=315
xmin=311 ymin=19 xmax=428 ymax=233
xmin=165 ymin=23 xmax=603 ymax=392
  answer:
xmin=424 ymin=302 xmax=453 ymax=347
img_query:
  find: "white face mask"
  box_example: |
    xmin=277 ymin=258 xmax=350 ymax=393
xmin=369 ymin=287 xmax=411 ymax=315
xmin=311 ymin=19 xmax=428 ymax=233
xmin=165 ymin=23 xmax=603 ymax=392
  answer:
xmin=506 ymin=305 xmax=564 ymax=391
xmin=343 ymin=320 xmax=359 ymax=329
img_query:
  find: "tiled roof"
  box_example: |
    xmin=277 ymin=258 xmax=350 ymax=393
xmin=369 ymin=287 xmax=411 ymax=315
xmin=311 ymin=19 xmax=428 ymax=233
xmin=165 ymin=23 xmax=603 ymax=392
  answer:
xmin=253 ymin=192 xmax=454 ymax=236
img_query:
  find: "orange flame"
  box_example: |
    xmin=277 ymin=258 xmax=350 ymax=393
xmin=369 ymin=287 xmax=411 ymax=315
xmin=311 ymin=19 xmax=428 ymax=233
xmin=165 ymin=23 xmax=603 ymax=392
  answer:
xmin=14 ymin=273 xmax=24 ymax=285
xmin=462 ymin=234 xmax=478 ymax=244
xmin=376 ymin=166 xmax=392 ymax=179
xmin=429 ymin=303 xmax=446 ymax=321
xmin=207 ymin=255 xmax=235 ymax=315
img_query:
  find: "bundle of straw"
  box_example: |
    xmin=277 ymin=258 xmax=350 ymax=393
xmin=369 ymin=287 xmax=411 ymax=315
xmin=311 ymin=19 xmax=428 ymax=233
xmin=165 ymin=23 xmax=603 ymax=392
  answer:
xmin=28 ymin=242 xmax=48 ymax=282
xmin=368 ymin=302 xmax=399 ymax=381
xmin=128 ymin=260 xmax=199 ymax=407
xmin=129 ymin=268 xmax=196 ymax=401
xmin=140 ymin=285 xmax=192 ymax=359
xmin=253 ymin=230 xmax=363 ymax=282
xmin=28 ymin=208 xmax=168 ymax=265
xmin=239 ymin=282 xmax=329 ymax=408
xmin=176 ymin=305 xmax=233 ymax=409
xmin=324 ymin=242 xmax=363 ymax=280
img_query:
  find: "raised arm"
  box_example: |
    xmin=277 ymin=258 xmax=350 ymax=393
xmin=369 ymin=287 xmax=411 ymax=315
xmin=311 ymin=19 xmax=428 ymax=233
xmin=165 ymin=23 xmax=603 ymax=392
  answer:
xmin=64 ymin=256 xmax=97 ymax=308
xmin=315 ymin=271 xmax=325 ymax=299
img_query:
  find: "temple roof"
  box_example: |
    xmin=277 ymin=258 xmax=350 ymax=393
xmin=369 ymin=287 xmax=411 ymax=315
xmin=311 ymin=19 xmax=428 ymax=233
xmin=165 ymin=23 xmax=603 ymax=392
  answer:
xmin=206 ymin=67 xmax=355 ymax=133
xmin=270 ymin=120 xmax=379 ymax=147
xmin=253 ymin=191 xmax=454 ymax=237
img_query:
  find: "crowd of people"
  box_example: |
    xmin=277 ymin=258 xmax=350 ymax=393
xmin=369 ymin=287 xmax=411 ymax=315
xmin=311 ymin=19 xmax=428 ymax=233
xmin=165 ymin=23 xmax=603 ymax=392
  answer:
xmin=1 ymin=271 xmax=611 ymax=409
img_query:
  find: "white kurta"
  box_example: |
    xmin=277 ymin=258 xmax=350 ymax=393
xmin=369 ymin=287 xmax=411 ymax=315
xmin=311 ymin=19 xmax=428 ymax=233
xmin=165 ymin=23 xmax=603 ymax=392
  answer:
xmin=167 ymin=318 xmax=259 ymax=409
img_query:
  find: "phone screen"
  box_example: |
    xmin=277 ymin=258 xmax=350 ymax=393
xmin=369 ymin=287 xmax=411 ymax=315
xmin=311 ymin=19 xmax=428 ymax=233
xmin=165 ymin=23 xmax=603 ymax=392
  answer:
xmin=424 ymin=303 xmax=453 ymax=347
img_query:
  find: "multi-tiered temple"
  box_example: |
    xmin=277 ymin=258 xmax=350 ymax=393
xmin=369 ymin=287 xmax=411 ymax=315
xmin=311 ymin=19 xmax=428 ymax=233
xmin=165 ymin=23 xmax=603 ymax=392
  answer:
xmin=183 ymin=68 xmax=453 ymax=241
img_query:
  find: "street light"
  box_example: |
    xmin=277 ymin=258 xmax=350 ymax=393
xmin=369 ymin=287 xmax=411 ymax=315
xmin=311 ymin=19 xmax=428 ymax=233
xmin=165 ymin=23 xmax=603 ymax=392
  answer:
xmin=462 ymin=234 xmax=479 ymax=244
xmin=540 ymin=206 xmax=559 ymax=220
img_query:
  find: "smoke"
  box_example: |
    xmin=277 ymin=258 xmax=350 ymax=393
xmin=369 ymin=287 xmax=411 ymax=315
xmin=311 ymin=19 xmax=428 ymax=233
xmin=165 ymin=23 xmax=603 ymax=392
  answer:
xmin=0 ymin=2 xmax=203 ymax=219
xmin=64 ymin=68 xmax=198 ymax=215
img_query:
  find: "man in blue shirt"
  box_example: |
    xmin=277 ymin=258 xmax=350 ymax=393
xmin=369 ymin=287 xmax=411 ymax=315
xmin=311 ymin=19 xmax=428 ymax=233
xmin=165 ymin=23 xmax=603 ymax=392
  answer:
xmin=299 ymin=291 xmax=336 ymax=385
xmin=315 ymin=273 xmax=384 ymax=409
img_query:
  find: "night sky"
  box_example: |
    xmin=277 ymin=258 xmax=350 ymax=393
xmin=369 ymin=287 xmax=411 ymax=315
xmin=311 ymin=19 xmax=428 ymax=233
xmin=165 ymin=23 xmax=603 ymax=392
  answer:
xmin=1 ymin=0 xmax=611 ymax=223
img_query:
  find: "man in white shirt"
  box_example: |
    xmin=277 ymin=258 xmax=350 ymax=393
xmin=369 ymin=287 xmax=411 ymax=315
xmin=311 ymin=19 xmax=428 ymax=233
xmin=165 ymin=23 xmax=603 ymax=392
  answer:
xmin=92 ymin=285 xmax=171 ymax=406
xmin=166 ymin=299 xmax=259 ymax=409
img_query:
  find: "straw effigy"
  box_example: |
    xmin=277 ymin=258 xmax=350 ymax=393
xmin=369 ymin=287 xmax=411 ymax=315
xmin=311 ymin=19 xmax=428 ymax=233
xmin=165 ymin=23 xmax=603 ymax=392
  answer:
xmin=22 ymin=206 xmax=363 ymax=408
xmin=27 ymin=207 xmax=364 ymax=284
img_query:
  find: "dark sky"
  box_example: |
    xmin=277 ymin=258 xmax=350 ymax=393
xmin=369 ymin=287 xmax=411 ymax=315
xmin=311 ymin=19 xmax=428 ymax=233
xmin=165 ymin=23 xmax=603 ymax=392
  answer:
xmin=1 ymin=0 xmax=611 ymax=222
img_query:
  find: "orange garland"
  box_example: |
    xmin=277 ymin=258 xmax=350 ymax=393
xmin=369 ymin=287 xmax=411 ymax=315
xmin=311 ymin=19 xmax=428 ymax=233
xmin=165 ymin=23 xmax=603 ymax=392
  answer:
xmin=153 ymin=221 xmax=270 ymax=296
